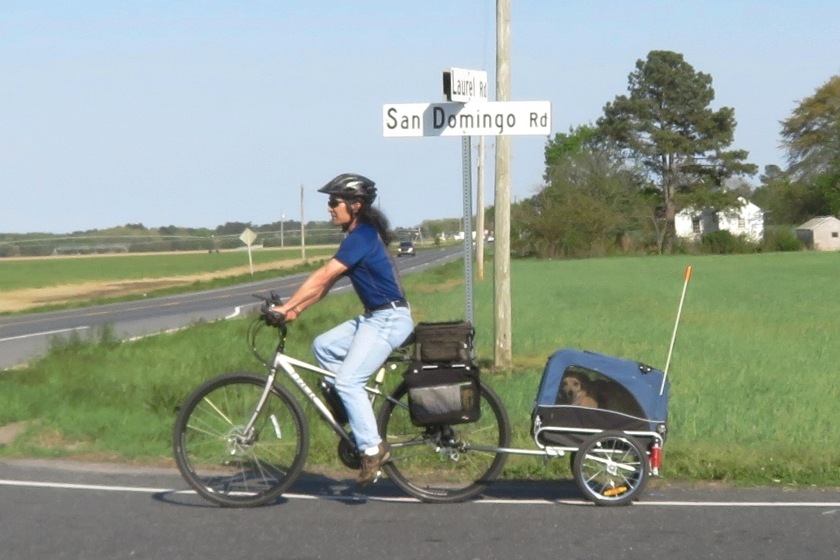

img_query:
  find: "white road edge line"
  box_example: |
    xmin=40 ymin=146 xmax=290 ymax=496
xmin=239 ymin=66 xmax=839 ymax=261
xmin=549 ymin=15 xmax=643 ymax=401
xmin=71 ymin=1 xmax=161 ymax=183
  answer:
xmin=225 ymin=305 xmax=244 ymax=319
xmin=0 ymin=326 xmax=90 ymax=343
xmin=124 ymin=327 xmax=186 ymax=342
xmin=0 ymin=479 xmax=418 ymax=503
xmin=1 ymin=479 xmax=839 ymax=507
xmin=636 ymin=501 xmax=840 ymax=508
xmin=0 ymin=479 xmax=171 ymax=494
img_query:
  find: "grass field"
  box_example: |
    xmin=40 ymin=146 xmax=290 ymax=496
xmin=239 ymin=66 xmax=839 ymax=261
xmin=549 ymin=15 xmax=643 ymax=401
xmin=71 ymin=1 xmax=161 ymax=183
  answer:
xmin=0 ymin=247 xmax=335 ymax=313
xmin=0 ymin=247 xmax=334 ymax=291
xmin=1 ymin=250 xmax=839 ymax=486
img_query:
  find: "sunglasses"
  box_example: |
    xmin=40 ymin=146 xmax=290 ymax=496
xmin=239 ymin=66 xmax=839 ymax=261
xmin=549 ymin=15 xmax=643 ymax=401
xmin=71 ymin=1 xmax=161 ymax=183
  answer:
xmin=328 ymin=197 xmax=345 ymax=208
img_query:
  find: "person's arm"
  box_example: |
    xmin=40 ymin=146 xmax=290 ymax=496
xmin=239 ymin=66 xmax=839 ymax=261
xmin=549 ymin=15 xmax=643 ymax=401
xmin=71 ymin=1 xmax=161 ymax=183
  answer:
xmin=274 ymin=257 xmax=348 ymax=321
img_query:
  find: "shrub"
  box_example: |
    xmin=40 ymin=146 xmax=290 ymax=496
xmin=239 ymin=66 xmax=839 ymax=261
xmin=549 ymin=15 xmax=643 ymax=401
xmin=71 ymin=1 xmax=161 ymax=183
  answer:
xmin=761 ymin=227 xmax=802 ymax=252
xmin=700 ymin=230 xmax=757 ymax=254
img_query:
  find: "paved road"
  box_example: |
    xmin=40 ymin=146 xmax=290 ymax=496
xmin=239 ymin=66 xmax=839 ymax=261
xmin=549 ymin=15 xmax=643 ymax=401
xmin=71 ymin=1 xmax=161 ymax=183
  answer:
xmin=0 ymin=247 xmax=462 ymax=369
xmin=2 ymin=459 xmax=839 ymax=560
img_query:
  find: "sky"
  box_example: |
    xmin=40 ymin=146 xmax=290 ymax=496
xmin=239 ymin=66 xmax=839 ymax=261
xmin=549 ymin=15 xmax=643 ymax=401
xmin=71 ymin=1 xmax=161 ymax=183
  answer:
xmin=2 ymin=1 xmax=840 ymax=234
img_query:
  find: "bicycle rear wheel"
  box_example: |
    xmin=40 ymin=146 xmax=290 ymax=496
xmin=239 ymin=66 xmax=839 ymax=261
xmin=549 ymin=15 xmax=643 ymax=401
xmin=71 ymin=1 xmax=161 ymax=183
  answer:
xmin=377 ymin=380 xmax=510 ymax=503
xmin=172 ymin=372 xmax=309 ymax=507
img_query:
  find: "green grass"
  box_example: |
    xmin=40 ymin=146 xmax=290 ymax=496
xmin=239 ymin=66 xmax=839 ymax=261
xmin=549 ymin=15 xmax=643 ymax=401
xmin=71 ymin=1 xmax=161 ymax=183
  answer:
xmin=1 ymin=251 xmax=839 ymax=486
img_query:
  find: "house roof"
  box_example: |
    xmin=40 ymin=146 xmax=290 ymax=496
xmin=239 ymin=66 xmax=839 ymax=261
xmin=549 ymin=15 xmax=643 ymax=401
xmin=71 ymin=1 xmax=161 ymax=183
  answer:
xmin=796 ymin=216 xmax=840 ymax=230
xmin=677 ymin=197 xmax=762 ymax=216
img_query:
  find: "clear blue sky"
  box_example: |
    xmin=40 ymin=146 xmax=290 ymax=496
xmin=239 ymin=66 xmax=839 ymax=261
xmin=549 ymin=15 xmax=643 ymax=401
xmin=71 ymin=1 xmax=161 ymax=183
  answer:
xmin=2 ymin=1 xmax=839 ymax=234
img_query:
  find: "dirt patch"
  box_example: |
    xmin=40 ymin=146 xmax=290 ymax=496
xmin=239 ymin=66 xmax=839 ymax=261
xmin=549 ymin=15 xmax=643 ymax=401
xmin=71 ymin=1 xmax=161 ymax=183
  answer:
xmin=0 ymin=259 xmax=320 ymax=313
xmin=0 ymin=421 xmax=28 ymax=445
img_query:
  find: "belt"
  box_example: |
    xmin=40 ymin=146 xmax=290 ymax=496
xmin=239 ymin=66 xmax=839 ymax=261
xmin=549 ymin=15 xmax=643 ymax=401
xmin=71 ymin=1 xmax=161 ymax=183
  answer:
xmin=366 ymin=300 xmax=409 ymax=313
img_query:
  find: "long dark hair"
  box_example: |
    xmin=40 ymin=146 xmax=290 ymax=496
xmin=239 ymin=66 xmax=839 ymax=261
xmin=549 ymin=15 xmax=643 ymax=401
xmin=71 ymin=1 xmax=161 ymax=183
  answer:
xmin=357 ymin=204 xmax=394 ymax=245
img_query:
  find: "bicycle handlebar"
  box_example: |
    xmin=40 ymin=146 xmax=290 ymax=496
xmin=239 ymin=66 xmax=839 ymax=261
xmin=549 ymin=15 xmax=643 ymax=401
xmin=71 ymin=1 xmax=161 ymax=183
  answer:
xmin=249 ymin=292 xmax=414 ymax=369
xmin=252 ymin=292 xmax=287 ymax=327
xmin=247 ymin=292 xmax=289 ymax=365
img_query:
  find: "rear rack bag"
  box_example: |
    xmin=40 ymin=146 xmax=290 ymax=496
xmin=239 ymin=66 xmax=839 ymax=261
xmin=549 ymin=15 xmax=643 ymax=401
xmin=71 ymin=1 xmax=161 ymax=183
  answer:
xmin=413 ymin=321 xmax=475 ymax=364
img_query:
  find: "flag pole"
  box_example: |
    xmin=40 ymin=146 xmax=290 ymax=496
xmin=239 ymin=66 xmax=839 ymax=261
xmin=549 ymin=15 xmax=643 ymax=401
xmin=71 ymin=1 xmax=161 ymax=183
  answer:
xmin=661 ymin=265 xmax=692 ymax=395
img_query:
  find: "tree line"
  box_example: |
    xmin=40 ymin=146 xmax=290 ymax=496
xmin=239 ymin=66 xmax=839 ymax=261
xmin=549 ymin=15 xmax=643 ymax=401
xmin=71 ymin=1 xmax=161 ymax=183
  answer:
xmin=0 ymin=220 xmax=344 ymax=257
xmin=0 ymin=218 xmax=454 ymax=257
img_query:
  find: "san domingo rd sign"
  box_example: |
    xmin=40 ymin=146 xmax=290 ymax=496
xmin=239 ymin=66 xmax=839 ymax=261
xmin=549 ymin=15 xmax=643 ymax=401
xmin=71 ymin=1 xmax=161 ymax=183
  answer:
xmin=382 ymin=100 xmax=551 ymax=137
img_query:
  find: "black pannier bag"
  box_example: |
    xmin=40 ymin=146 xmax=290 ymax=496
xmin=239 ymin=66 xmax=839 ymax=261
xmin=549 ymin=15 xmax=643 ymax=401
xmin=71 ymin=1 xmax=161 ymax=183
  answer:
xmin=404 ymin=362 xmax=481 ymax=427
xmin=413 ymin=321 xmax=475 ymax=364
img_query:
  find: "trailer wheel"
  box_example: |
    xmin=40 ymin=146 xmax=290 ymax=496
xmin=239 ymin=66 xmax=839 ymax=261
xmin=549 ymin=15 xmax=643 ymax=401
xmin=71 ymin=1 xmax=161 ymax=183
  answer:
xmin=572 ymin=431 xmax=649 ymax=506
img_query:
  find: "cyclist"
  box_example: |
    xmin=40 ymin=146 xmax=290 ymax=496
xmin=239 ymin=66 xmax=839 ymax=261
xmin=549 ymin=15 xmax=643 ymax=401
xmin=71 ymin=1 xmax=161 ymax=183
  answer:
xmin=272 ymin=173 xmax=414 ymax=485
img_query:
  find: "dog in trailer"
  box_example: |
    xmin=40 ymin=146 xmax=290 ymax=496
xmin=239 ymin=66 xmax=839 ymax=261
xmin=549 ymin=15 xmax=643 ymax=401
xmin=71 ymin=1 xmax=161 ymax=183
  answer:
xmin=559 ymin=371 xmax=599 ymax=408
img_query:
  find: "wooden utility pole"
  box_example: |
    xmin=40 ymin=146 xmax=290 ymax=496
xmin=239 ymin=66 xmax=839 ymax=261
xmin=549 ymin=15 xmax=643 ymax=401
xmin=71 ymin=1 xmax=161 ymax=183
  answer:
xmin=494 ymin=0 xmax=512 ymax=369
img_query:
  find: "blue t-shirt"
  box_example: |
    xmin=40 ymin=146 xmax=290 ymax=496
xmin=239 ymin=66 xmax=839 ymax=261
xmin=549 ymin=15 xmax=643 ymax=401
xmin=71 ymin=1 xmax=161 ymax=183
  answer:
xmin=334 ymin=223 xmax=406 ymax=311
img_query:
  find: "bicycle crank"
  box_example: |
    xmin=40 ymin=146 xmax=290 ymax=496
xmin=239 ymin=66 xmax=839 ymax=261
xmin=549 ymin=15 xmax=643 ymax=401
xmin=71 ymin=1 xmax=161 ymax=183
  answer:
xmin=337 ymin=438 xmax=362 ymax=470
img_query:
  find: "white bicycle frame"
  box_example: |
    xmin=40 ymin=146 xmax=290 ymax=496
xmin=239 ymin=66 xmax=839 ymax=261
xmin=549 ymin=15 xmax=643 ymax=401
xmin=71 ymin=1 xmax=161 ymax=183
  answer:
xmin=240 ymin=346 xmax=402 ymax=448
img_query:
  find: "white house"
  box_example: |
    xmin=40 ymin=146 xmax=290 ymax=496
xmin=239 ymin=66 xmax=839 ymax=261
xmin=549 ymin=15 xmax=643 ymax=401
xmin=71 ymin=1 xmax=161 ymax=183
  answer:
xmin=796 ymin=216 xmax=840 ymax=251
xmin=675 ymin=197 xmax=764 ymax=242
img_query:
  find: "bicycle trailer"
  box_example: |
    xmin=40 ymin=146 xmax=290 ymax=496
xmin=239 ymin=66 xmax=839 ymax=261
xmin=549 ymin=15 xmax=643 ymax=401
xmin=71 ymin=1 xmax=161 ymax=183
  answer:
xmin=532 ymin=348 xmax=669 ymax=445
xmin=530 ymin=348 xmax=670 ymax=505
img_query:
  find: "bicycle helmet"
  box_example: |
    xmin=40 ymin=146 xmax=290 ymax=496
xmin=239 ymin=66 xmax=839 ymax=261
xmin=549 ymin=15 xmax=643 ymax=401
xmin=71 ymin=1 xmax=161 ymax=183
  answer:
xmin=318 ymin=173 xmax=377 ymax=204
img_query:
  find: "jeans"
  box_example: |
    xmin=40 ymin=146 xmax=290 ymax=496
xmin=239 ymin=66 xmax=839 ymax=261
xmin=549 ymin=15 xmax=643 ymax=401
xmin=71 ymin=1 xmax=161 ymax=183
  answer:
xmin=312 ymin=306 xmax=414 ymax=453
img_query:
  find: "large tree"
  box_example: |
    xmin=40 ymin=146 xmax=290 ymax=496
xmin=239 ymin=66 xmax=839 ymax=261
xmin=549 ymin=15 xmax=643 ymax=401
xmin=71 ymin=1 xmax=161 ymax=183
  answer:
xmin=780 ymin=75 xmax=840 ymax=215
xmin=598 ymin=51 xmax=757 ymax=252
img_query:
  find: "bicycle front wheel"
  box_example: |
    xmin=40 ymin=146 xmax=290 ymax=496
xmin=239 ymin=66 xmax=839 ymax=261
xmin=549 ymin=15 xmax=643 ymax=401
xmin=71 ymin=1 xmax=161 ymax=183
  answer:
xmin=172 ymin=372 xmax=309 ymax=507
xmin=377 ymin=380 xmax=510 ymax=503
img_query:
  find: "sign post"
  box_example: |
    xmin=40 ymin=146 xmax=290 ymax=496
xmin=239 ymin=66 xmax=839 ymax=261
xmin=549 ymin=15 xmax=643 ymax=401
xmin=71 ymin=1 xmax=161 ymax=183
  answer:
xmin=441 ymin=68 xmax=487 ymax=326
xmin=460 ymin=134 xmax=474 ymax=325
xmin=239 ymin=227 xmax=257 ymax=276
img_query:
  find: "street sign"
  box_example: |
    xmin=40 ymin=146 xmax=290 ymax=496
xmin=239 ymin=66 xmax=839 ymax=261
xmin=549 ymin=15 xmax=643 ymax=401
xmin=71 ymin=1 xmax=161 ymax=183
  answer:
xmin=383 ymin=100 xmax=551 ymax=138
xmin=239 ymin=227 xmax=257 ymax=246
xmin=443 ymin=68 xmax=488 ymax=103
xmin=239 ymin=227 xmax=257 ymax=276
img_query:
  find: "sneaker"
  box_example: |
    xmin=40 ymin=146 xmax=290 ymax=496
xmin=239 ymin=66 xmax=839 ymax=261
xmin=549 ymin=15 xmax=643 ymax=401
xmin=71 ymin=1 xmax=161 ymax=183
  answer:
xmin=357 ymin=443 xmax=391 ymax=486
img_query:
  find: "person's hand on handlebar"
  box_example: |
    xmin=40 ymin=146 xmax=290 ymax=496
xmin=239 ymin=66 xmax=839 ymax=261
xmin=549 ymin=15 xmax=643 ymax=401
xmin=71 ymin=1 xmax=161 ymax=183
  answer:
xmin=262 ymin=305 xmax=287 ymax=326
xmin=271 ymin=302 xmax=302 ymax=323
xmin=255 ymin=292 xmax=289 ymax=326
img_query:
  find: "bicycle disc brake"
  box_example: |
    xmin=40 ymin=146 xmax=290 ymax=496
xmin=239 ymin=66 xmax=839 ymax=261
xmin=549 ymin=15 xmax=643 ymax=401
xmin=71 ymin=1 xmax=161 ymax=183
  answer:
xmin=225 ymin=426 xmax=256 ymax=456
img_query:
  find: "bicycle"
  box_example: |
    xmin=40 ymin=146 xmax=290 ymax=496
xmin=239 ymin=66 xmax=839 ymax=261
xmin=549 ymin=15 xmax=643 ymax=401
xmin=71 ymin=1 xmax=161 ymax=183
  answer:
xmin=172 ymin=293 xmax=511 ymax=507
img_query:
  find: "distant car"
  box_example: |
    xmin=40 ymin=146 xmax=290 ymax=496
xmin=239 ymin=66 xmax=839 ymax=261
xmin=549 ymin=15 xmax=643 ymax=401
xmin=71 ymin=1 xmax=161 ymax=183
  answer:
xmin=396 ymin=240 xmax=416 ymax=257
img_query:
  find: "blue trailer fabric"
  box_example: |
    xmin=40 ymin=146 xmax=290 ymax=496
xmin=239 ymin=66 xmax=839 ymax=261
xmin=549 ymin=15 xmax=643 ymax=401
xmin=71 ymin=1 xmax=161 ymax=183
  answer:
xmin=534 ymin=348 xmax=669 ymax=423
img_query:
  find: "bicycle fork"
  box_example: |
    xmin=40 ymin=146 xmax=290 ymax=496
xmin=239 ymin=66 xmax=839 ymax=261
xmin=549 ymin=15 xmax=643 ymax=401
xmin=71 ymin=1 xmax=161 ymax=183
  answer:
xmin=235 ymin=370 xmax=281 ymax=448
